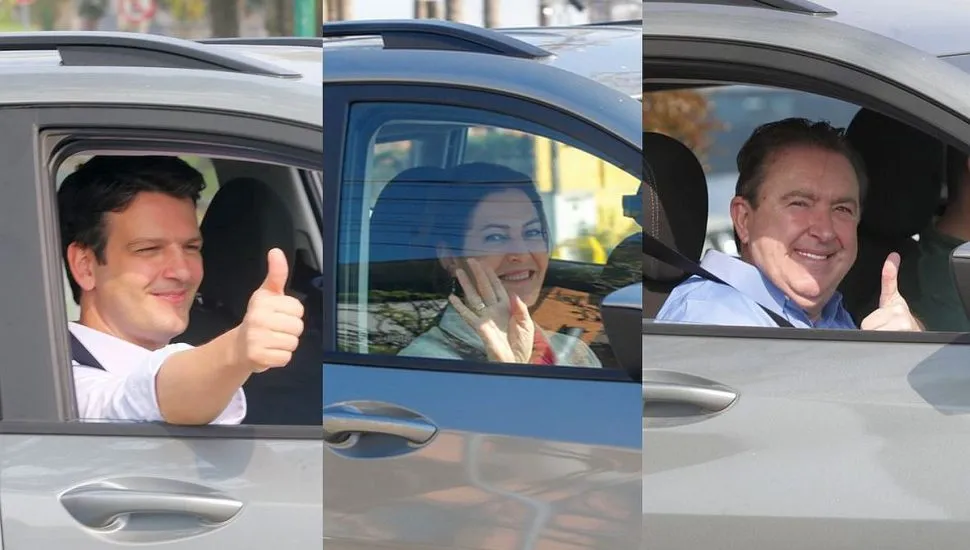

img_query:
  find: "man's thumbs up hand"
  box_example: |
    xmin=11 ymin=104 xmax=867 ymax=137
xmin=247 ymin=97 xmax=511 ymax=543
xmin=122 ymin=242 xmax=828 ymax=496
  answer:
xmin=260 ymin=247 xmax=289 ymax=295
xmin=860 ymin=252 xmax=922 ymax=332
xmin=236 ymin=248 xmax=305 ymax=373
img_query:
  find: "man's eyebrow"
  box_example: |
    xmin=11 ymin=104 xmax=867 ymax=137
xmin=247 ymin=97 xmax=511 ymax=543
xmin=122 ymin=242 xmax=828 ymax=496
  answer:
xmin=779 ymin=190 xmax=858 ymax=207
xmin=779 ymin=190 xmax=818 ymax=201
xmin=127 ymin=236 xmax=203 ymax=247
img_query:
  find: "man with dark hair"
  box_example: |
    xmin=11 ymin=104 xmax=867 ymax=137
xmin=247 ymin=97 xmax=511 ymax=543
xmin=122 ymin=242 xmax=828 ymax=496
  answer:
xmin=902 ymin=145 xmax=970 ymax=330
xmin=657 ymin=117 xmax=921 ymax=330
xmin=60 ymin=156 xmax=305 ymax=425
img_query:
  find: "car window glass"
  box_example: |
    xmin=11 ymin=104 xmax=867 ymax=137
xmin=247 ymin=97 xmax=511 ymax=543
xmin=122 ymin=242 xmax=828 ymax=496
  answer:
xmin=336 ymin=102 xmax=641 ymax=370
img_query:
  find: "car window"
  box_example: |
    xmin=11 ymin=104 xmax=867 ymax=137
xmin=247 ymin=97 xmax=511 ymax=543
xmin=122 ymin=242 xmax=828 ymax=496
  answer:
xmin=54 ymin=150 xmax=323 ymax=426
xmin=336 ymin=102 xmax=641 ymax=369
xmin=642 ymin=83 xmax=970 ymax=334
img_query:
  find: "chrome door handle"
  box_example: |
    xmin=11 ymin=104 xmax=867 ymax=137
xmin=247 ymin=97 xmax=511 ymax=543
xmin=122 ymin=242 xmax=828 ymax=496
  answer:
xmin=643 ymin=381 xmax=737 ymax=412
xmin=60 ymin=487 xmax=242 ymax=529
xmin=322 ymin=404 xmax=437 ymax=445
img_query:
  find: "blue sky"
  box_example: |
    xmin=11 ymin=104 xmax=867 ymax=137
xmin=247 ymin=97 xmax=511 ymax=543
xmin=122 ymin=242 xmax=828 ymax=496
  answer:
xmin=349 ymin=0 xmax=587 ymax=28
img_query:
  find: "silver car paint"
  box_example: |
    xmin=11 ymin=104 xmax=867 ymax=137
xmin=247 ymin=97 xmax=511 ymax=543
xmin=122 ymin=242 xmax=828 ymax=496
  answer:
xmin=0 ymin=435 xmax=321 ymax=548
xmin=643 ymin=332 xmax=970 ymax=548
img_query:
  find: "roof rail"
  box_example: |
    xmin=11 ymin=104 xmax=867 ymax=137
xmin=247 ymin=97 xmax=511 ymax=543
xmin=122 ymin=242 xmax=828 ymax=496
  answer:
xmin=0 ymin=32 xmax=301 ymax=77
xmin=581 ymin=19 xmax=643 ymax=26
xmin=644 ymin=0 xmax=836 ymax=16
xmin=321 ymin=19 xmax=552 ymax=60
xmin=198 ymin=37 xmax=322 ymax=48
xmin=755 ymin=0 xmax=835 ymax=15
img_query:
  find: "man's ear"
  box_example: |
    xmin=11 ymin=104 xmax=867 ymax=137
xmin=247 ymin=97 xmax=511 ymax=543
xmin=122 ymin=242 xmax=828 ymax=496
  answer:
xmin=66 ymin=243 xmax=97 ymax=294
xmin=730 ymin=196 xmax=754 ymax=247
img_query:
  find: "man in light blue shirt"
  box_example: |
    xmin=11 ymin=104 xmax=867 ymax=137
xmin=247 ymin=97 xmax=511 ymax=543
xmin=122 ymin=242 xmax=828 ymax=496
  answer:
xmin=657 ymin=118 xmax=922 ymax=331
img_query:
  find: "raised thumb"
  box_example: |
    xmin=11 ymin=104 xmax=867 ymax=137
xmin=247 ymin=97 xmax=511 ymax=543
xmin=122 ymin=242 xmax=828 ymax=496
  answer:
xmin=878 ymin=251 xmax=901 ymax=307
xmin=260 ymin=248 xmax=288 ymax=294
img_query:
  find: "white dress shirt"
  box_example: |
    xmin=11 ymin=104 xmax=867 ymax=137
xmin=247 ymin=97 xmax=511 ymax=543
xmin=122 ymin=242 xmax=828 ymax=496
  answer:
xmin=69 ymin=322 xmax=247 ymax=424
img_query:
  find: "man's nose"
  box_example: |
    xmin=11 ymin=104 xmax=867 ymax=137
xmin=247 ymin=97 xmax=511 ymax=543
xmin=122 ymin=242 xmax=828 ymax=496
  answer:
xmin=163 ymin=248 xmax=194 ymax=281
xmin=808 ymin=206 xmax=836 ymax=240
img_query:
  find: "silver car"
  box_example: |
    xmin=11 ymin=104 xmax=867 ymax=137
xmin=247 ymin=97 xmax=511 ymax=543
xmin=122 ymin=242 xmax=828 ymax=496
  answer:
xmin=0 ymin=32 xmax=323 ymax=548
xmin=645 ymin=0 xmax=970 ymax=548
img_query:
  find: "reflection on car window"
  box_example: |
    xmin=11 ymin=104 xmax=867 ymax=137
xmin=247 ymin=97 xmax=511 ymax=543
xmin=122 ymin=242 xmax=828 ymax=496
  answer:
xmin=336 ymin=103 xmax=640 ymax=370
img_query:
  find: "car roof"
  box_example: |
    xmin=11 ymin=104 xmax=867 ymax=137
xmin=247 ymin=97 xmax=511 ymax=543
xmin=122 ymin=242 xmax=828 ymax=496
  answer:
xmin=322 ymin=22 xmax=641 ymax=98
xmin=814 ymin=0 xmax=970 ymax=58
xmin=0 ymin=33 xmax=321 ymax=124
xmin=647 ymin=0 xmax=970 ymax=58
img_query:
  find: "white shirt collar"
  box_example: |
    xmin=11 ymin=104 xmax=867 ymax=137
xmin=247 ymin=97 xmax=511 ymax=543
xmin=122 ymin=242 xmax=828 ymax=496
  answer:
xmin=68 ymin=321 xmax=153 ymax=374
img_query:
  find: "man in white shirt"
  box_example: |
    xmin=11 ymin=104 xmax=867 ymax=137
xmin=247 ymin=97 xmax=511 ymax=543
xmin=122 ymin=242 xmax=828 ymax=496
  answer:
xmin=58 ymin=156 xmax=305 ymax=425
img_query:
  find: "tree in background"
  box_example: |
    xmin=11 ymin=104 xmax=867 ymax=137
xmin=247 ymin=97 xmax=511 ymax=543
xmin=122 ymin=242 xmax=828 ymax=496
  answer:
xmin=643 ymin=90 xmax=722 ymax=170
xmin=208 ymin=0 xmax=242 ymax=37
xmin=78 ymin=0 xmax=108 ymax=30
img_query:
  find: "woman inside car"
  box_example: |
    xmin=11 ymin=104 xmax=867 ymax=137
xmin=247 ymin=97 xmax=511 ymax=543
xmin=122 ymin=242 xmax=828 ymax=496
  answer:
xmin=398 ymin=162 xmax=601 ymax=368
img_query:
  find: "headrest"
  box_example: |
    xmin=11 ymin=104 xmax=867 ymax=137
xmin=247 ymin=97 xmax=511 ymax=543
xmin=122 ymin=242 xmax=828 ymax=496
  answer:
xmin=198 ymin=177 xmax=295 ymax=320
xmin=368 ymin=166 xmax=449 ymax=295
xmin=643 ymin=132 xmax=709 ymax=282
xmin=846 ymin=108 xmax=944 ymax=239
xmin=369 ymin=166 xmax=448 ymax=264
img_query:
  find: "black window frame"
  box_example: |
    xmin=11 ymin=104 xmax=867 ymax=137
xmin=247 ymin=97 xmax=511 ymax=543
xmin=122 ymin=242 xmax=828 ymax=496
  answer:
xmin=322 ymin=82 xmax=642 ymax=383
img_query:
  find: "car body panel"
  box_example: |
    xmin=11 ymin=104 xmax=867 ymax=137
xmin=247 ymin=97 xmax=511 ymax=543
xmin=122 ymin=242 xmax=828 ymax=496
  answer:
xmin=322 ymin=48 xmax=641 ymax=150
xmin=0 ymin=67 xmax=321 ymax=125
xmin=324 ymin=365 xmax=641 ymax=550
xmin=0 ymin=435 xmax=322 ymax=548
xmin=643 ymin=330 xmax=970 ymax=549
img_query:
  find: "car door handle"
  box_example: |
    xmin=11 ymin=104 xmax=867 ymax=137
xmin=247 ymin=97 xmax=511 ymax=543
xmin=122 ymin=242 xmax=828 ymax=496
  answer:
xmin=60 ymin=487 xmax=242 ymax=529
xmin=643 ymin=381 xmax=737 ymax=412
xmin=322 ymin=404 xmax=437 ymax=446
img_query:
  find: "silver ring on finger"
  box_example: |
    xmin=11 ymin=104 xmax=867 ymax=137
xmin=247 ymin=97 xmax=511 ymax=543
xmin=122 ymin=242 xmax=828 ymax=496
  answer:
xmin=473 ymin=302 xmax=487 ymax=314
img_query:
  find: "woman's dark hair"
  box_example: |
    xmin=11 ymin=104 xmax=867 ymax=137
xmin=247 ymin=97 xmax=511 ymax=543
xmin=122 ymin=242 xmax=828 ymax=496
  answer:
xmin=421 ymin=162 xmax=550 ymax=292
xmin=58 ymin=155 xmax=206 ymax=304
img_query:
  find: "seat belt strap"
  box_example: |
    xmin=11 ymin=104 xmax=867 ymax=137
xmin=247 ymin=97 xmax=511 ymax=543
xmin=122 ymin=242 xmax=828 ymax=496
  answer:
xmin=643 ymin=233 xmax=795 ymax=328
xmin=69 ymin=332 xmax=106 ymax=371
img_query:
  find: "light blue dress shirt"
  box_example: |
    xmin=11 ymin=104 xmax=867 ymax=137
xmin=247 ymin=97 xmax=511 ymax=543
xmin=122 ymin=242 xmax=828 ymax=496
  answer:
xmin=655 ymin=250 xmax=857 ymax=329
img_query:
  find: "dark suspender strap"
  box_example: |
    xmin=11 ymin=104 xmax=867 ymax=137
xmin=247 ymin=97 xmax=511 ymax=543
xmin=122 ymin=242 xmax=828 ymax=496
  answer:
xmin=70 ymin=332 xmax=106 ymax=371
xmin=643 ymin=233 xmax=795 ymax=328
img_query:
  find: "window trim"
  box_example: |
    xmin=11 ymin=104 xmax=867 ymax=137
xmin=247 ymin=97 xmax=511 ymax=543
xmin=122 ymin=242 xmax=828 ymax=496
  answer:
xmin=0 ymin=104 xmax=322 ymax=439
xmin=322 ymin=82 xmax=642 ymax=382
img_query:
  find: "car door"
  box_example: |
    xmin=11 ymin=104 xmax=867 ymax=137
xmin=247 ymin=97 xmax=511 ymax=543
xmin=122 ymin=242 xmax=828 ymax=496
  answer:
xmin=322 ymin=76 xmax=643 ymax=549
xmin=0 ymin=105 xmax=322 ymax=549
xmin=644 ymin=4 xmax=970 ymax=549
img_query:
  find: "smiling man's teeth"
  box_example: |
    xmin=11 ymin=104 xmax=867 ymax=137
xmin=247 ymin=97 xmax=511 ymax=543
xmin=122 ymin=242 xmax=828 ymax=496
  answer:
xmin=797 ymin=251 xmax=828 ymax=260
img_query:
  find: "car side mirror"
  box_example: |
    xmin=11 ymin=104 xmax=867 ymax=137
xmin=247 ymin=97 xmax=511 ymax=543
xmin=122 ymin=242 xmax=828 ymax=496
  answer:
xmin=600 ymin=282 xmax=642 ymax=382
xmin=949 ymin=241 xmax=970 ymax=318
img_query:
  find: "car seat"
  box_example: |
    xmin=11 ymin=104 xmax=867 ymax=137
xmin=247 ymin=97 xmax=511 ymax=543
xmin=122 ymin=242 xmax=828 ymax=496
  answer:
xmin=365 ymin=166 xmax=451 ymax=354
xmin=642 ymin=132 xmax=710 ymax=318
xmin=839 ymin=108 xmax=945 ymax=322
xmin=178 ymin=177 xmax=322 ymax=426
